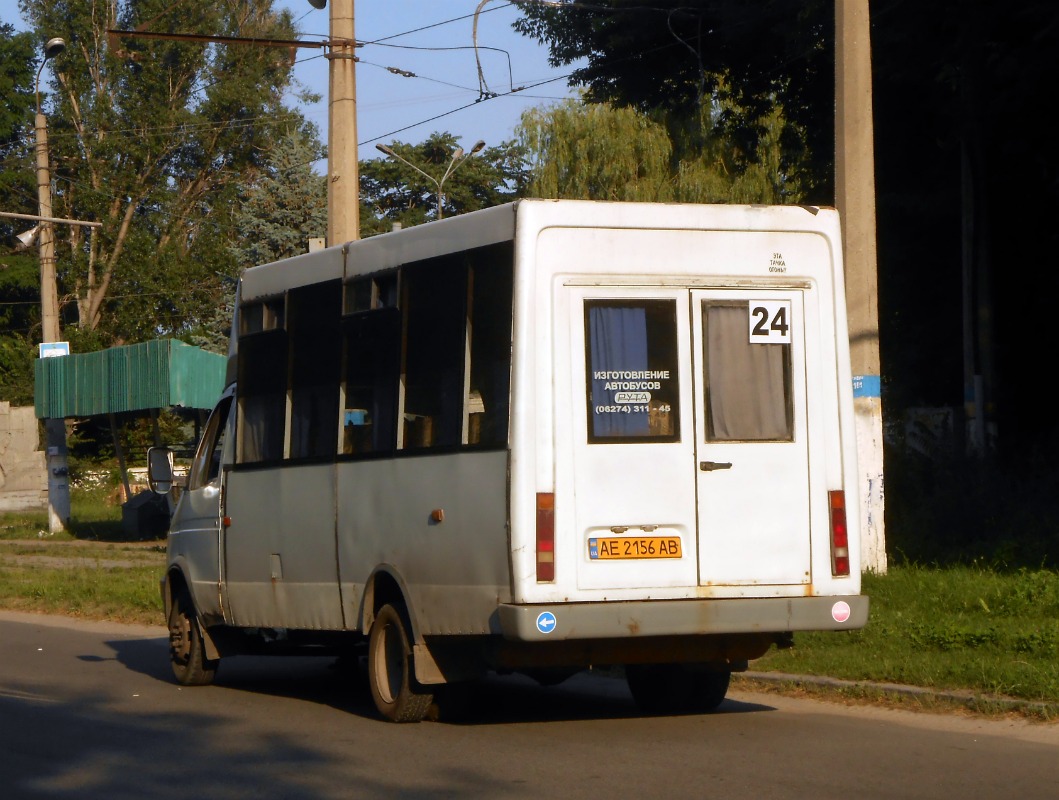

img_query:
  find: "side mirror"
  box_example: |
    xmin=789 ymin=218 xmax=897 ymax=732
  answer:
xmin=147 ymin=446 xmax=175 ymax=494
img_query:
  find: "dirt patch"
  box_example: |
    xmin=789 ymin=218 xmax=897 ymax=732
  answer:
xmin=0 ymin=554 xmax=154 ymax=569
xmin=0 ymin=539 xmax=165 ymax=570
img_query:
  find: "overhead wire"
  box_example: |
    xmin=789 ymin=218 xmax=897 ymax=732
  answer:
xmin=15 ymin=1 xmax=815 ymax=153
xmin=361 ymin=72 xmax=571 ymax=146
xmin=3 ymin=3 xmax=806 ymax=192
xmin=7 ymin=2 xmax=583 ymax=153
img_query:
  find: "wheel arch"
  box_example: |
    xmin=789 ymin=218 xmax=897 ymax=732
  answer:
xmin=162 ymin=560 xmax=192 ymax=622
xmin=360 ymin=565 xmax=448 ymax=686
xmin=163 ymin=559 xmax=222 ymax=662
xmin=360 ymin=564 xmax=419 ymax=638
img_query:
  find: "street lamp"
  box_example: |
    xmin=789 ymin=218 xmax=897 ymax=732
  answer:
xmin=34 ymin=36 xmax=71 ymax=534
xmin=36 ymin=37 xmax=65 ymax=346
xmin=375 ymin=140 xmax=486 ymax=220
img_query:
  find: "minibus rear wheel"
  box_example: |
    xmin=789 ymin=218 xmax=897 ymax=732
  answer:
xmin=625 ymin=663 xmax=730 ymax=714
xmin=625 ymin=663 xmax=689 ymax=714
xmin=690 ymin=667 xmax=731 ymax=711
xmin=367 ymin=603 xmax=433 ymax=722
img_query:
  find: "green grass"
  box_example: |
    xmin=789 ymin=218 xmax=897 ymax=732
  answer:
xmin=0 ymin=484 xmax=164 ymax=624
xmin=0 ymin=483 xmax=129 ymax=542
xmin=0 ymin=555 xmax=164 ymax=624
xmin=755 ymin=566 xmax=1059 ymax=705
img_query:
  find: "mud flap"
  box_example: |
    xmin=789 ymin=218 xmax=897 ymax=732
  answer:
xmin=199 ymin=622 xmax=222 ymax=662
xmin=413 ymin=642 xmax=445 ymax=685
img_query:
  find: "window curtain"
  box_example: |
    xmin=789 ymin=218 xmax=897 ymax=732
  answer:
xmin=589 ymin=305 xmax=651 ymax=437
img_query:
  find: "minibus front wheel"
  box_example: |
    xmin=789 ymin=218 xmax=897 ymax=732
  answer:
xmin=168 ymin=589 xmax=218 ymax=686
xmin=368 ymin=603 xmax=434 ymax=722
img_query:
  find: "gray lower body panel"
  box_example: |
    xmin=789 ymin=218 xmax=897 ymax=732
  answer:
xmin=497 ymin=595 xmax=869 ymax=642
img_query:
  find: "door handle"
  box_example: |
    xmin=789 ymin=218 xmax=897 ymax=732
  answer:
xmin=699 ymin=461 xmax=733 ymax=471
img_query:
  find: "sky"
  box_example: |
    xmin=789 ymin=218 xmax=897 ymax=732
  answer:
xmin=1 ymin=0 xmax=583 ymax=164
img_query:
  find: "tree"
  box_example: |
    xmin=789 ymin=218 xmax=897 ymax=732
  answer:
xmin=519 ymin=99 xmax=674 ymax=201
xmin=517 ymin=96 xmax=797 ymax=204
xmin=0 ymin=23 xmax=42 ymax=404
xmin=0 ymin=252 xmax=39 ymax=405
xmin=18 ymin=0 xmax=310 ymax=345
xmin=0 ymin=22 xmax=37 ymax=242
xmin=514 ymin=0 xmax=832 ymax=203
xmin=360 ymin=132 xmax=528 ymax=231
xmin=183 ymin=124 xmax=328 ymax=355
xmin=230 ymin=124 xmax=327 ymax=269
xmin=868 ymin=0 xmax=1059 ymax=454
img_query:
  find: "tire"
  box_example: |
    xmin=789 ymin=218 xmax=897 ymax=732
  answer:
xmin=368 ymin=603 xmax=433 ymax=723
xmin=689 ymin=668 xmax=731 ymax=712
xmin=625 ymin=663 xmax=731 ymax=715
xmin=625 ymin=663 xmax=691 ymax=715
xmin=168 ymin=590 xmax=218 ymax=686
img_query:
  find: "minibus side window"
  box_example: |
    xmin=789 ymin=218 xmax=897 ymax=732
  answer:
xmin=287 ymin=281 xmax=342 ymax=459
xmin=341 ymin=308 xmax=401 ymax=455
xmin=401 ymin=259 xmax=467 ymax=449
xmin=467 ymin=257 xmax=513 ymax=447
xmin=237 ymin=328 xmax=287 ymax=464
xmin=342 ymin=244 xmax=512 ymax=455
xmin=187 ymin=395 xmax=232 ymax=490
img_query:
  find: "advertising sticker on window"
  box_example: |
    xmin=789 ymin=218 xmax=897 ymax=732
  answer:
xmin=585 ymin=300 xmax=679 ymax=442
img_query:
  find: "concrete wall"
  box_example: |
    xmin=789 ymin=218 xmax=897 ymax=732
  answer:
xmin=0 ymin=403 xmax=47 ymax=512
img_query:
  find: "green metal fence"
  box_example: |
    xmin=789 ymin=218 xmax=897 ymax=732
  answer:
xmin=34 ymin=339 xmax=226 ymax=418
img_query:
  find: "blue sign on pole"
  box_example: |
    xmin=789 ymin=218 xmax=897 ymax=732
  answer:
xmin=852 ymin=374 xmax=881 ymax=399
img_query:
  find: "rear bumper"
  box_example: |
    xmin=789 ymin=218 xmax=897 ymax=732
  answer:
xmin=497 ymin=594 xmax=869 ymax=642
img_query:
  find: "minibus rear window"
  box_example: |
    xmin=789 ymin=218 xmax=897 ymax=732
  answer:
xmin=701 ymin=301 xmax=793 ymax=442
xmin=584 ymin=299 xmax=680 ymax=444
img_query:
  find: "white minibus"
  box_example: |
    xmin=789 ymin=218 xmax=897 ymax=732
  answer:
xmin=150 ymin=199 xmax=869 ymax=722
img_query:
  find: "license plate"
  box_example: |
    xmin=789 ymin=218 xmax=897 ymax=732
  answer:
xmin=588 ymin=536 xmax=682 ymax=560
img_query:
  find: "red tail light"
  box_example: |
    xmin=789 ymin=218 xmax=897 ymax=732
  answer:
xmin=829 ymin=490 xmax=850 ymax=576
xmin=536 ymin=493 xmax=555 ymax=582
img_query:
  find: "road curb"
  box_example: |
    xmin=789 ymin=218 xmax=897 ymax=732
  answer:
xmin=737 ymin=670 xmax=1059 ymax=717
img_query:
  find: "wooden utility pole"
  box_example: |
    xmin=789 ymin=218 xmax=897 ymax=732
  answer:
xmin=327 ymin=0 xmax=359 ymax=244
xmin=835 ymin=0 xmax=887 ymax=573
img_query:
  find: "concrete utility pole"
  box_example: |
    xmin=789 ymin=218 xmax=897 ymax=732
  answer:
xmin=35 ymin=37 xmax=71 ymax=533
xmin=36 ymin=56 xmax=62 ymax=349
xmin=835 ymin=0 xmax=886 ymax=573
xmin=325 ymin=0 xmax=360 ymax=244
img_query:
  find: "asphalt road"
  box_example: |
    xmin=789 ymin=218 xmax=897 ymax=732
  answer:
xmin=1 ymin=610 xmax=1057 ymax=800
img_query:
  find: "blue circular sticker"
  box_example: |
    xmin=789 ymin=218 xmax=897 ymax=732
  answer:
xmin=536 ymin=611 xmax=557 ymax=634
